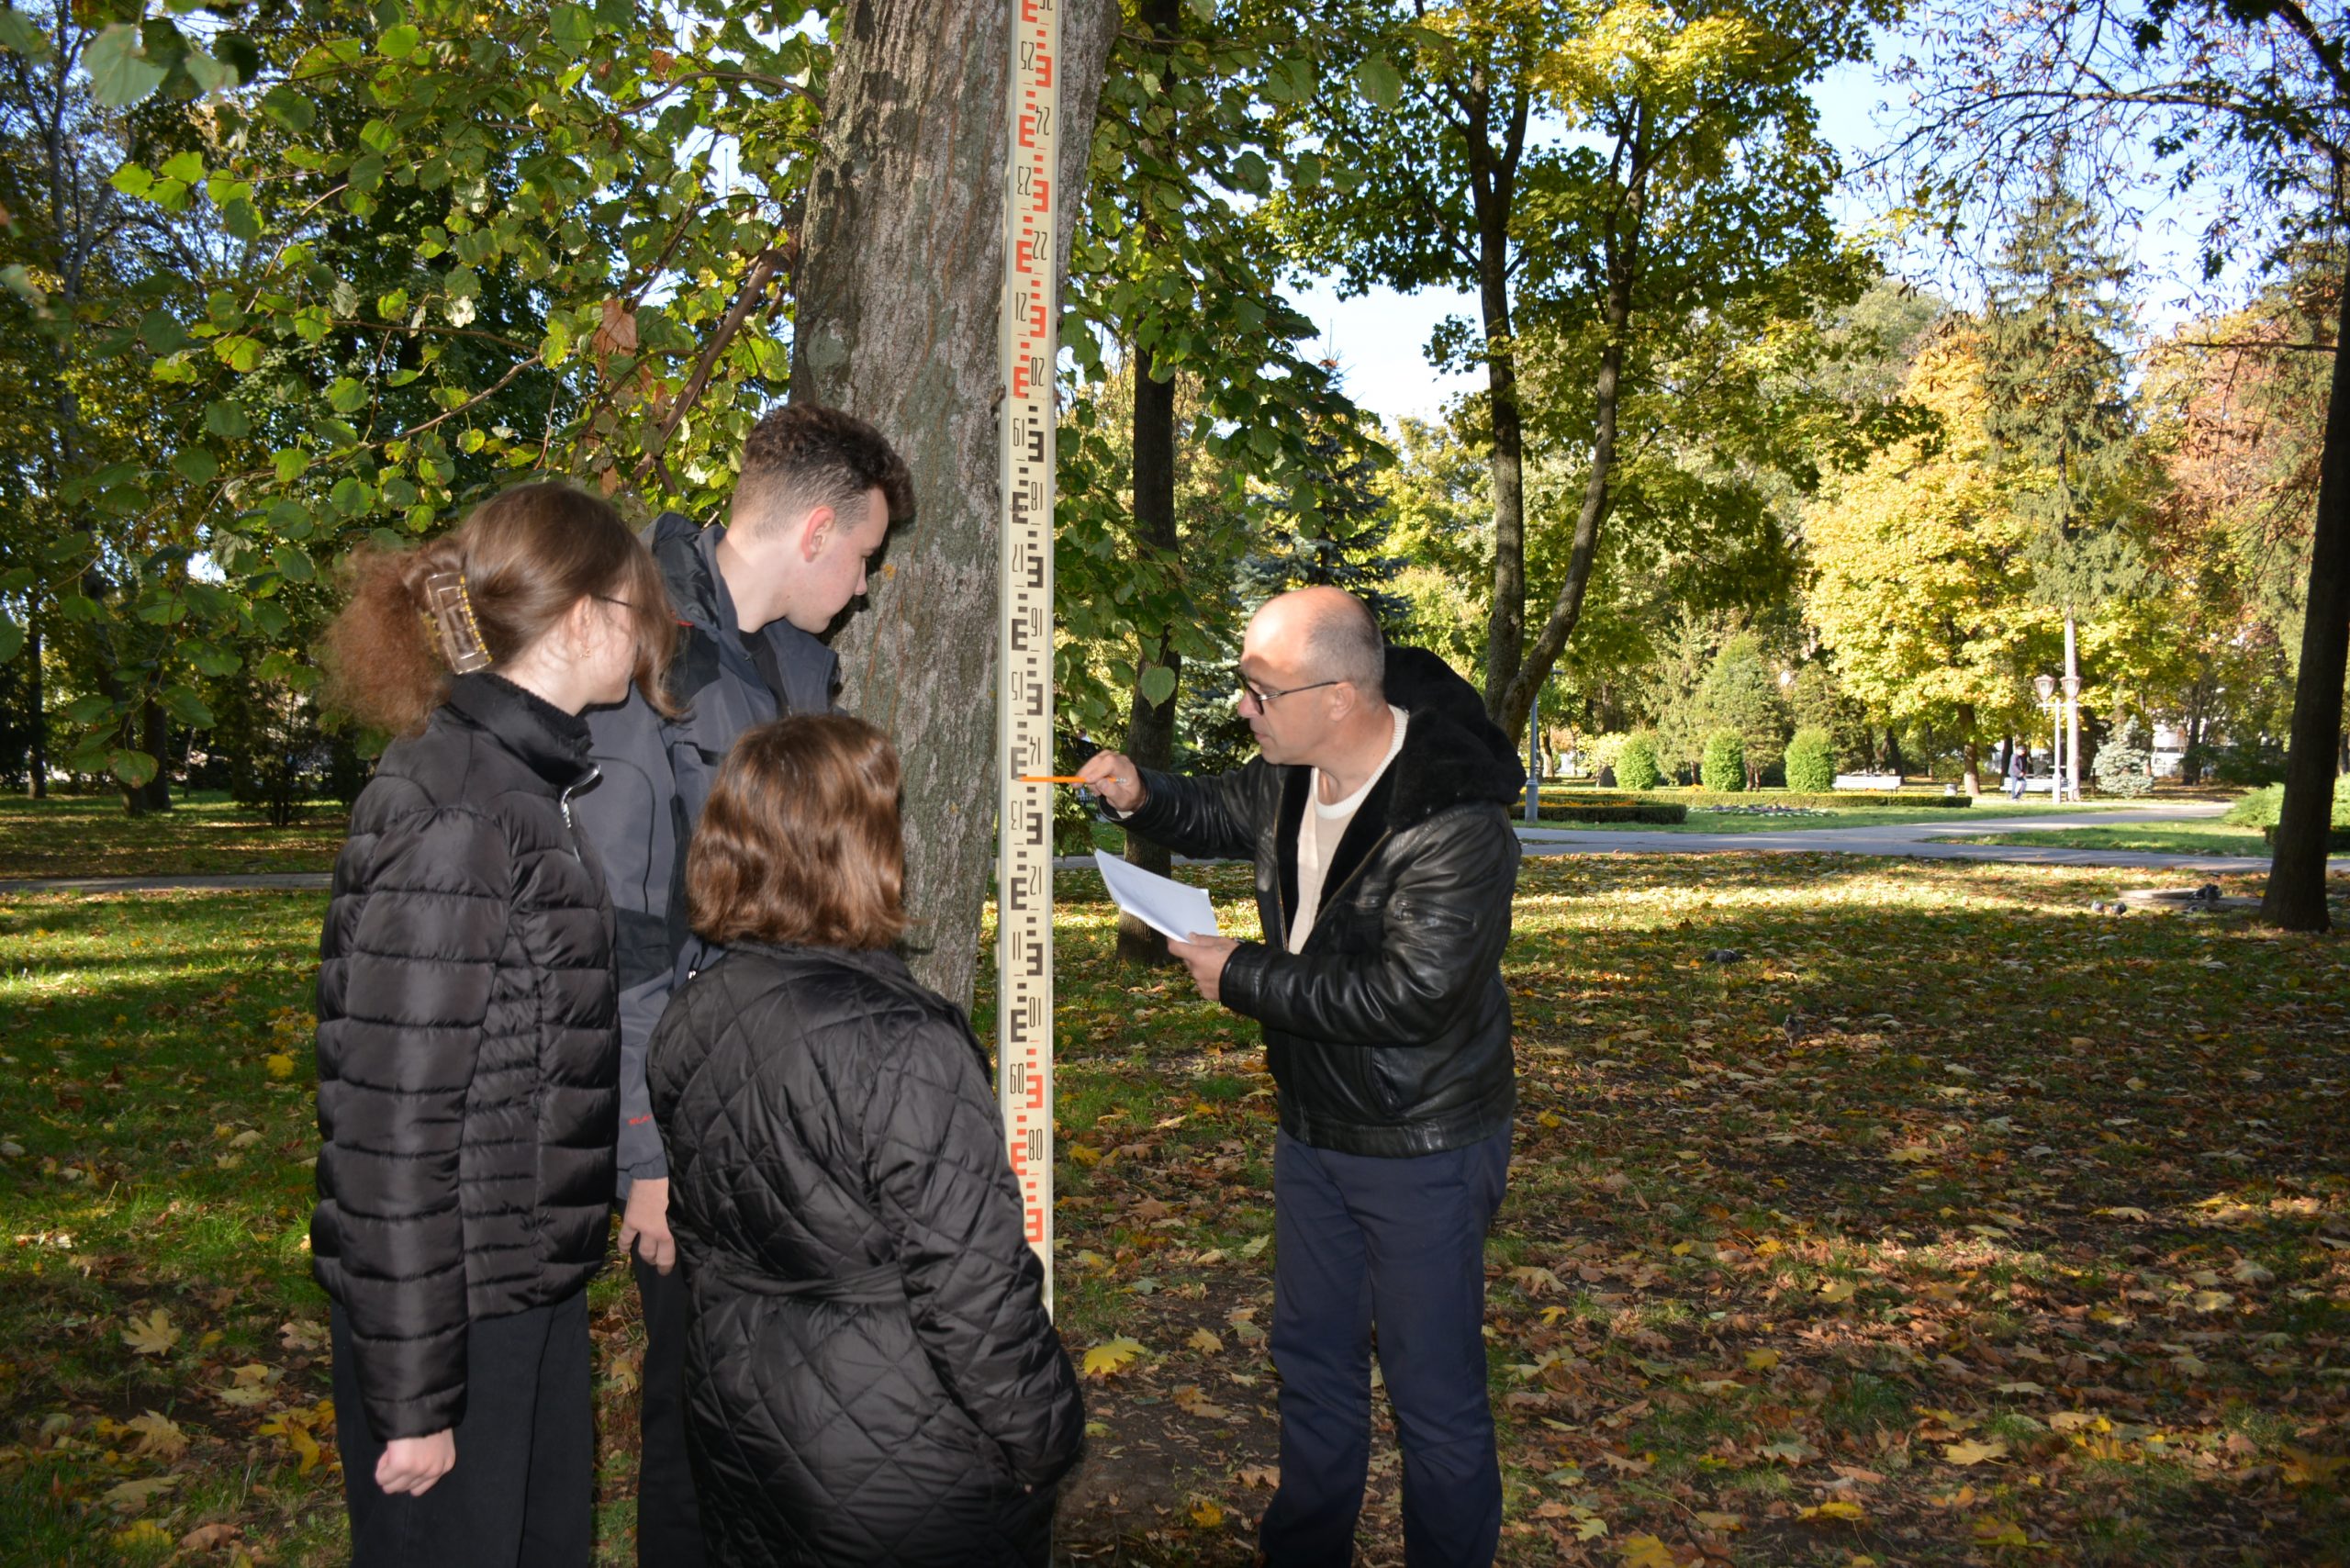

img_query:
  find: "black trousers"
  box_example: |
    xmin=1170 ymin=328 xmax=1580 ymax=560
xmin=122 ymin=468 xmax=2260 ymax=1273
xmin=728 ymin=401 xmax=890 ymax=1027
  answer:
xmin=333 ymin=1289 xmax=592 ymax=1568
xmin=1259 ymin=1127 xmax=1511 ymax=1568
xmin=633 ymin=1247 xmax=707 ymax=1566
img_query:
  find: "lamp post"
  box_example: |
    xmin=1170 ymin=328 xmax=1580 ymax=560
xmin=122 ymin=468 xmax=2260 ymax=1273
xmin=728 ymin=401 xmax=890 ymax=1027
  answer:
xmin=2060 ymin=673 xmax=2083 ymax=802
xmin=2034 ymin=674 xmax=2059 ymax=801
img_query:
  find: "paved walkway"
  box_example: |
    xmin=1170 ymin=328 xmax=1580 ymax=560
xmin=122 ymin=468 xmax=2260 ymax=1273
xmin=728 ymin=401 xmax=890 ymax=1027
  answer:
xmin=5 ymin=804 xmax=2333 ymax=893
xmin=1512 ymin=801 xmax=2335 ymax=874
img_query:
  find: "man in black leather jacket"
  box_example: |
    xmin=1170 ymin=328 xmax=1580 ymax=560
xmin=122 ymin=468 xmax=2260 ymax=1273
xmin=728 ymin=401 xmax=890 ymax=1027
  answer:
xmin=1080 ymin=588 xmax=1526 ymax=1568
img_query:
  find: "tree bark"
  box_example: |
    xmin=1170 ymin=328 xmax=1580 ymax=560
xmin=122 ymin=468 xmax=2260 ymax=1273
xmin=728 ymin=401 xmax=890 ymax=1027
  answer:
xmin=2261 ymin=246 xmax=2350 ymax=932
xmin=1462 ymin=75 xmax=1529 ymax=719
xmin=25 ymin=614 xmax=43 ymax=799
xmin=796 ymin=0 xmax=1117 ymax=1005
xmin=1959 ymin=704 xmax=1981 ymax=797
xmin=1118 ymin=342 xmax=1181 ymax=966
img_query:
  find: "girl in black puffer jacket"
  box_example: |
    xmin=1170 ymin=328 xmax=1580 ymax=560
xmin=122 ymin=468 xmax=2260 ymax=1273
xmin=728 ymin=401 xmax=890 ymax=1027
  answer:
xmin=649 ymin=716 xmax=1084 ymax=1568
xmin=312 ymin=483 xmax=676 ymax=1566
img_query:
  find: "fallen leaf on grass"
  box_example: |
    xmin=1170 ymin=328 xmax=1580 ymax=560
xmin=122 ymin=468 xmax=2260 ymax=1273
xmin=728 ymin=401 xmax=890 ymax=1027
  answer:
xmin=217 ymin=1362 xmax=281 ymax=1407
xmin=1186 ymin=1327 xmax=1223 ymax=1354
xmin=1815 ymin=1279 xmax=1855 ymax=1304
xmin=1694 ymin=1510 xmax=1744 ymax=1531
xmin=1082 ymin=1338 xmax=1147 ymax=1378
xmin=1973 ymin=1518 xmax=2031 ymax=1546
xmin=180 ymin=1522 xmax=242 ymax=1550
xmin=122 ymin=1410 xmax=186 ymax=1461
xmin=121 ymin=1309 xmax=180 ymax=1357
xmin=1237 ymin=1463 xmax=1278 ymax=1489
xmin=114 ymin=1520 xmax=173 ymax=1549
xmin=1798 ymin=1499 xmax=1866 ymax=1523
xmin=1189 ymin=1497 xmax=1225 ymax=1528
xmin=1173 ymin=1384 xmax=1233 ymax=1420
xmin=1238 ymin=1234 xmax=1270 ymax=1258
xmin=2049 ymin=1412 xmax=2106 ymax=1433
xmin=101 ymin=1473 xmax=181 ymax=1512
xmin=1620 ymin=1534 xmax=1678 ymax=1568
xmin=1744 ymin=1349 xmax=1779 ymax=1372
xmin=264 ymin=1053 xmax=296 ymax=1079
xmin=1942 ymin=1438 xmax=2009 ymax=1465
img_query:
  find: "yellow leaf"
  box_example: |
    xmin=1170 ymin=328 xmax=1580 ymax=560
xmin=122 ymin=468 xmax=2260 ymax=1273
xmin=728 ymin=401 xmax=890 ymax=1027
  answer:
xmin=1815 ymin=1278 xmax=1855 ymax=1304
xmin=113 ymin=1520 xmax=174 ymax=1549
xmin=1189 ymin=1497 xmax=1225 ymax=1528
xmin=1744 ymin=1349 xmax=1780 ymax=1372
xmin=263 ymin=1053 xmax=296 ymax=1079
xmin=1973 ymin=1518 xmax=2031 ymax=1546
xmin=101 ymin=1473 xmax=180 ymax=1512
xmin=1620 ymin=1533 xmax=1677 ymax=1568
xmin=122 ymin=1410 xmax=186 ymax=1461
xmin=1942 ymin=1439 xmax=2009 ymax=1465
xmin=1799 ymin=1498 xmax=1867 ymax=1522
xmin=1173 ymin=1384 xmax=1233 ymax=1419
xmin=1695 ymin=1510 xmax=1744 ymax=1531
xmin=1888 ymin=1145 xmax=1930 ymax=1163
xmin=2188 ymin=1289 xmax=2234 ymax=1313
xmin=1538 ymin=1111 xmax=1563 ymax=1129
xmin=2050 ymin=1411 xmax=2105 ymax=1433
xmin=1237 ymin=1462 xmax=1278 ymax=1489
xmin=1186 ymin=1327 xmax=1224 ymax=1354
xmin=1068 ymin=1143 xmax=1102 ymax=1167
xmin=121 ymin=1309 xmax=181 ymax=1357
xmin=1082 ymin=1337 xmax=1147 ymax=1378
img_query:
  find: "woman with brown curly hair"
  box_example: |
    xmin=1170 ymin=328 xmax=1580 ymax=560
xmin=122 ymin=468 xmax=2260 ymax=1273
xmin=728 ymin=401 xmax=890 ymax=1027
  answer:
xmin=649 ymin=715 xmax=1084 ymax=1568
xmin=311 ymin=481 xmax=674 ymax=1566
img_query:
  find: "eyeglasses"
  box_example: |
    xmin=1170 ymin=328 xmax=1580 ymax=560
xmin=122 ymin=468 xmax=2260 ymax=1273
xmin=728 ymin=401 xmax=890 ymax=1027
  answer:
xmin=1234 ymin=678 xmax=1342 ymax=712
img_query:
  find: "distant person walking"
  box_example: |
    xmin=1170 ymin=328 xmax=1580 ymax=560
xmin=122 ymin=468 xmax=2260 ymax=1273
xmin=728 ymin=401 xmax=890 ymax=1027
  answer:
xmin=2007 ymin=744 xmax=2029 ymax=801
xmin=310 ymin=484 xmax=677 ymax=1566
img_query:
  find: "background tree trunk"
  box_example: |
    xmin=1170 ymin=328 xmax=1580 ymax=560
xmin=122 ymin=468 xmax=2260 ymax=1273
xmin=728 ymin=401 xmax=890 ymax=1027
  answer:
xmin=25 ymin=615 xmax=43 ymax=799
xmin=796 ymin=0 xmax=1118 ymax=1006
xmin=1118 ymin=342 xmax=1181 ymax=966
xmin=2261 ymin=248 xmax=2350 ymax=933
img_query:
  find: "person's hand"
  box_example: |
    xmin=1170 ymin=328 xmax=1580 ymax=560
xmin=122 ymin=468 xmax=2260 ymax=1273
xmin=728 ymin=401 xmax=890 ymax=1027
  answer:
xmin=1076 ymin=751 xmax=1145 ymax=814
xmin=377 ymin=1429 xmax=455 ymax=1496
xmin=619 ymin=1177 xmax=676 ymax=1274
xmin=1167 ymin=934 xmax=1239 ymax=1004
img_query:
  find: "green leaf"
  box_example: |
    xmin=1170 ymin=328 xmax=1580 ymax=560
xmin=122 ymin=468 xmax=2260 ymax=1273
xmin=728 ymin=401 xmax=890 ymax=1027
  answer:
xmin=1138 ymin=663 xmax=1178 ymax=708
xmin=328 ymin=376 xmax=369 ymax=413
xmin=109 ymin=162 xmax=154 ymax=199
xmin=85 ymin=24 xmax=166 ymax=108
xmin=185 ymin=44 xmax=239 ymax=93
xmin=273 ymin=449 xmax=310 ymax=484
xmin=108 ymin=748 xmax=160 ymax=789
xmin=0 ymin=5 xmax=52 ymax=62
xmin=0 ymin=610 xmax=21 ymax=665
xmin=273 ymin=543 xmax=316 ymax=583
xmin=1355 ymin=55 xmax=1402 ymax=111
xmin=158 ymin=150 xmax=206 ymax=185
xmin=377 ymin=22 xmax=420 ymax=57
xmin=204 ymin=399 xmax=250 ymax=438
xmin=329 ymin=476 xmax=372 ymax=516
xmin=139 ymin=308 xmax=188 ymax=354
xmin=261 ymin=84 xmax=315 ymax=131
xmin=213 ymin=334 xmax=263 ymax=373
xmin=549 ymin=4 xmax=591 ymax=54
xmin=161 ymin=684 xmax=215 ymax=728
xmin=171 ymin=447 xmax=219 ymax=485
xmin=184 ymin=641 xmax=241 ymax=678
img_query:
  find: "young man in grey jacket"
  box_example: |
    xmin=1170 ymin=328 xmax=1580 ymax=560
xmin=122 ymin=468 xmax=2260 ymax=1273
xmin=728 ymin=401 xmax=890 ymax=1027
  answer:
xmin=573 ymin=404 xmax=913 ymax=1564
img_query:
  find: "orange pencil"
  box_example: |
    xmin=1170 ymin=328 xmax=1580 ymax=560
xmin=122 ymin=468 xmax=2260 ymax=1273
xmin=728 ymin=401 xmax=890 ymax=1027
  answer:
xmin=1019 ymin=774 xmax=1125 ymax=785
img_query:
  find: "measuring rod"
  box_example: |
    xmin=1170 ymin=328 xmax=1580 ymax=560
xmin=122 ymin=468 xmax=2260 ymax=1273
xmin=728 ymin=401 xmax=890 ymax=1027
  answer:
xmin=998 ymin=0 xmax=1060 ymax=1310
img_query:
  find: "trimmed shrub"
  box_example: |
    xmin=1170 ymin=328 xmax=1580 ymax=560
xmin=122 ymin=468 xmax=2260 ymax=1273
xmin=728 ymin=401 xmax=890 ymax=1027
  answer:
xmin=1701 ymin=729 xmax=1746 ymax=792
xmin=1784 ymin=727 xmax=1837 ymax=794
xmin=2227 ymin=775 xmax=2350 ymax=829
xmin=1617 ymin=732 xmax=1663 ymax=791
xmin=1539 ymin=801 xmax=1690 ymax=825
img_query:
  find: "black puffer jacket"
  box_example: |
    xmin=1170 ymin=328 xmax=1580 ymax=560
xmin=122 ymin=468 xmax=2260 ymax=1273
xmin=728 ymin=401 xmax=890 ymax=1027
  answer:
xmin=313 ymin=674 xmax=620 ymax=1441
xmin=1120 ymin=648 xmax=1526 ymax=1157
xmin=648 ymin=942 xmax=1082 ymax=1568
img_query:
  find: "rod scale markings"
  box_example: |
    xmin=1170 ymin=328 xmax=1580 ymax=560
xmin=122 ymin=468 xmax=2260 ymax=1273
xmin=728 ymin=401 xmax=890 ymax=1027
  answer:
xmin=999 ymin=0 xmax=1058 ymax=1310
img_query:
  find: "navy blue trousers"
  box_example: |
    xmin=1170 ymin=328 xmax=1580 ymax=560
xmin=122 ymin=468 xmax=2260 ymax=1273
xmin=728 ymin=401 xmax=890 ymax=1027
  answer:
xmin=1259 ymin=1126 xmax=1510 ymax=1568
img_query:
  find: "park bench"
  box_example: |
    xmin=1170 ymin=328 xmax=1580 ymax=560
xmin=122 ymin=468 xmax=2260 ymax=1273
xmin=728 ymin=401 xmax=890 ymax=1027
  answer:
xmin=1831 ymin=773 xmax=1904 ymax=791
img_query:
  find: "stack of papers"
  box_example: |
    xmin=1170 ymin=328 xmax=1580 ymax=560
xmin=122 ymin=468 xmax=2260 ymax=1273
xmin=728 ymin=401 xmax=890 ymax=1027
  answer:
xmin=1093 ymin=853 xmax=1219 ymax=944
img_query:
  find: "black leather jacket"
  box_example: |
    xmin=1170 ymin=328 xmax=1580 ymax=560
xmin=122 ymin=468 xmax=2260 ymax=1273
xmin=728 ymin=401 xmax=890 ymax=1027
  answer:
xmin=1119 ymin=650 xmax=1525 ymax=1157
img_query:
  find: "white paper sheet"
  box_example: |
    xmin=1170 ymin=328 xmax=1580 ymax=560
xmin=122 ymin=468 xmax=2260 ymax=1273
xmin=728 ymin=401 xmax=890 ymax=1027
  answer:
xmin=1093 ymin=852 xmax=1220 ymax=944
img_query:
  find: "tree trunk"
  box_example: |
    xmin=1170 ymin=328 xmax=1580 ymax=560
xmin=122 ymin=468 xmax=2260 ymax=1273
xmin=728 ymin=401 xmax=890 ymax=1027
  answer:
xmin=1118 ymin=342 xmax=1181 ymax=967
xmin=1960 ymin=709 xmax=1981 ymax=798
xmin=25 ymin=614 xmax=43 ymax=799
xmin=1479 ymin=219 xmax=1528 ymax=713
xmin=2063 ymin=611 xmax=2082 ymax=803
xmin=2261 ymin=247 xmax=2350 ymax=932
xmin=797 ymin=0 xmax=1117 ymax=1005
xmin=139 ymin=696 xmax=170 ymax=813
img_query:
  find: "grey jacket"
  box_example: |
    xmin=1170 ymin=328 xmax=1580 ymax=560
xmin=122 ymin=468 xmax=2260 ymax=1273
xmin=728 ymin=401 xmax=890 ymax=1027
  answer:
xmin=576 ymin=513 xmax=839 ymax=1190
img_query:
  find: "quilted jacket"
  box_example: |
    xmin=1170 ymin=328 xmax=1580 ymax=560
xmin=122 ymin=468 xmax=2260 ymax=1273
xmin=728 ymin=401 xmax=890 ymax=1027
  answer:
xmin=577 ymin=513 xmax=839 ymax=1193
xmin=648 ymin=942 xmax=1083 ymax=1568
xmin=1117 ymin=646 xmax=1526 ymax=1158
xmin=312 ymin=673 xmax=620 ymax=1441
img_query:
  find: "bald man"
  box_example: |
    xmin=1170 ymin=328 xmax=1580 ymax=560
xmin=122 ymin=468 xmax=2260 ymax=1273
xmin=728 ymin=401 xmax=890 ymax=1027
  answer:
xmin=1081 ymin=588 xmax=1527 ymax=1568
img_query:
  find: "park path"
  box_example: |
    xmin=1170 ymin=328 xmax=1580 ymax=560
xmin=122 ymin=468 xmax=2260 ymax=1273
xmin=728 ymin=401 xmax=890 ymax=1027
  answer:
xmin=3 ymin=803 xmax=2333 ymax=894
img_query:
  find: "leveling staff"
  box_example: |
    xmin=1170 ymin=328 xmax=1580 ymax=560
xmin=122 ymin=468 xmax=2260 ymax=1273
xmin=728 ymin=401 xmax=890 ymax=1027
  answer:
xmin=1080 ymin=587 xmax=1526 ymax=1568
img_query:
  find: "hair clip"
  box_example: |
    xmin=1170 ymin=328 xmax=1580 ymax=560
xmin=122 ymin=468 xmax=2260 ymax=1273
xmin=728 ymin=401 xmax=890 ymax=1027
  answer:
xmin=421 ymin=571 xmax=493 ymax=673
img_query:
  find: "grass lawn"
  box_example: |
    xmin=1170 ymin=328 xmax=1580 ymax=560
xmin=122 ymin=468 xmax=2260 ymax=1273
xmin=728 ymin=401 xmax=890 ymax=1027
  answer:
xmin=3 ymin=856 xmax=2345 ymax=1564
xmin=1930 ymin=824 xmax=2276 ymax=858
xmin=0 ymin=794 xmax=347 ymax=879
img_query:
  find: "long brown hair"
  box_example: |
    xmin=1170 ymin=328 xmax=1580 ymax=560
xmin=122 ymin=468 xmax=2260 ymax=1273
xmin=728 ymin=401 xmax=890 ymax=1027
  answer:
xmin=687 ymin=715 xmax=907 ymax=951
xmin=322 ymin=483 xmax=677 ymax=735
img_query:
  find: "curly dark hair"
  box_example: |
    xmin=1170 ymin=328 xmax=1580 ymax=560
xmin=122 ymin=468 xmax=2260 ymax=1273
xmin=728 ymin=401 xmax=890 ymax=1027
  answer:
xmin=733 ymin=403 xmax=916 ymax=537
